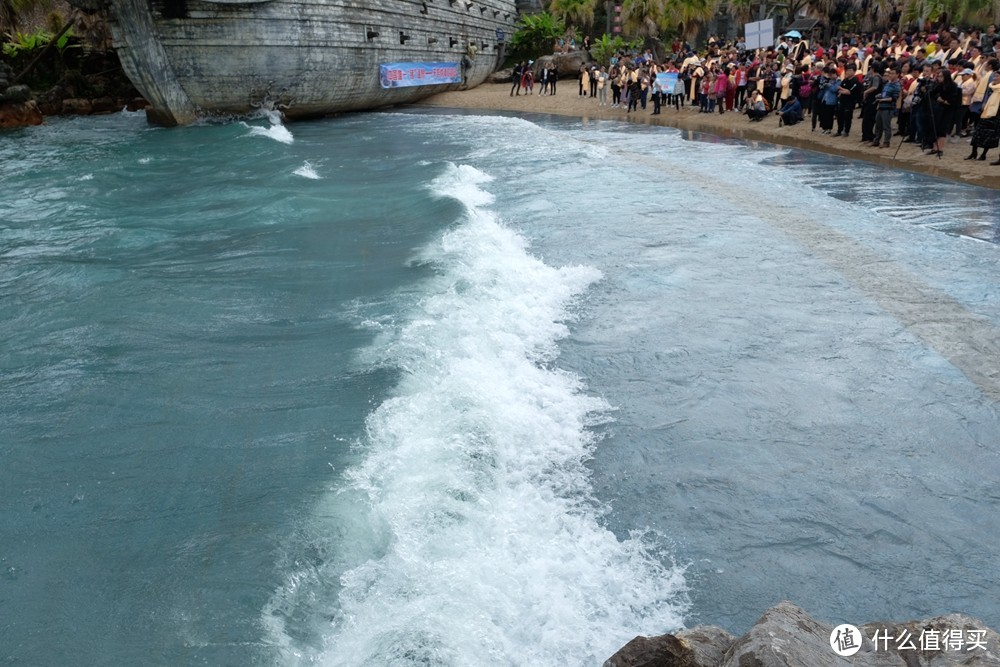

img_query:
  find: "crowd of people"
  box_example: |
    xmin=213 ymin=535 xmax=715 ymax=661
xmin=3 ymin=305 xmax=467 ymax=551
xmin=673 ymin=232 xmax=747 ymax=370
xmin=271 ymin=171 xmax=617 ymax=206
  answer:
xmin=508 ymin=26 xmax=1000 ymax=165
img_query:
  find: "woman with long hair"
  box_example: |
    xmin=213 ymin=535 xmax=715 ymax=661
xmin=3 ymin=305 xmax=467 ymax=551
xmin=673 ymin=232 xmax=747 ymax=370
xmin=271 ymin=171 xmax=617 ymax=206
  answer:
xmin=927 ymin=69 xmax=961 ymax=156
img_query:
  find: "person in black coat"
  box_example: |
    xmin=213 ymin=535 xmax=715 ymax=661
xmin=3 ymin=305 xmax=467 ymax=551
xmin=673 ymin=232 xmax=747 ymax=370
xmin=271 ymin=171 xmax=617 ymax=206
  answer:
xmin=510 ymin=62 xmax=525 ymax=96
xmin=927 ymin=69 xmax=961 ymax=155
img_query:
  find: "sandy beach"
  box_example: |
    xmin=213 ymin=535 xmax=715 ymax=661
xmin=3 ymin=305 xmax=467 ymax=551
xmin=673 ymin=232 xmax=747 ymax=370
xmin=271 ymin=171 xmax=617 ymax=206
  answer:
xmin=416 ymin=82 xmax=1000 ymax=191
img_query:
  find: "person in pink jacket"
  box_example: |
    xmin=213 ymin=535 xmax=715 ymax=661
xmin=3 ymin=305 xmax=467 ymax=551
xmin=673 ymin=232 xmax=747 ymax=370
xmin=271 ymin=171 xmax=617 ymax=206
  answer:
xmin=714 ymin=67 xmax=730 ymax=115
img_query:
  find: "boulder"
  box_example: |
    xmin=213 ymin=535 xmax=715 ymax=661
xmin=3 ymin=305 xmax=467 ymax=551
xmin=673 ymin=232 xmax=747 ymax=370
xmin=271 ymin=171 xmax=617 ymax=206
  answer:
xmin=720 ymin=601 xmax=902 ymax=667
xmin=0 ymin=100 xmax=43 ymax=128
xmin=37 ymin=99 xmax=63 ymax=116
xmin=61 ymin=98 xmax=93 ymax=115
xmin=90 ymin=96 xmax=119 ymax=114
xmin=0 ymin=84 xmax=32 ymax=103
xmin=605 ymin=603 xmax=1000 ymax=667
xmin=488 ymin=68 xmax=516 ymax=84
xmin=534 ymin=51 xmax=594 ymax=79
xmin=126 ymin=97 xmax=149 ymax=111
xmin=678 ymin=626 xmax=736 ymax=666
xmin=860 ymin=613 xmax=1000 ymax=667
xmin=602 ymin=633 xmax=694 ymax=667
xmin=602 ymin=626 xmax=735 ymax=667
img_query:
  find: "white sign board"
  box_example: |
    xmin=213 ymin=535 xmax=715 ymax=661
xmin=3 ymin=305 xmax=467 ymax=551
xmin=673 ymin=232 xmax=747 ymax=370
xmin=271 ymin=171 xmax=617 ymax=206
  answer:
xmin=744 ymin=19 xmax=774 ymax=51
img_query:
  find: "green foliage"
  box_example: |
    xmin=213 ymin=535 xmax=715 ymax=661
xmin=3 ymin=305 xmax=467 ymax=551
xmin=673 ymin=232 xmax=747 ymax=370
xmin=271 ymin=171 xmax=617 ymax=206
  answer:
xmin=509 ymin=11 xmax=566 ymax=60
xmin=2 ymin=25 xmax=75 ymax=58
xmin=550 ymin=0 xmax=597 ymax=30
xmin=589 ymin=33 xmax=645 ymax=65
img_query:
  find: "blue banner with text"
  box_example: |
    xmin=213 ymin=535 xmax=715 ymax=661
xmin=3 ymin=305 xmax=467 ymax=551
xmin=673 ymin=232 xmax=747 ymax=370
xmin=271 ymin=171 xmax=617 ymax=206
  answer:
xmin=380 ymin=62 xmax=462 ymax=88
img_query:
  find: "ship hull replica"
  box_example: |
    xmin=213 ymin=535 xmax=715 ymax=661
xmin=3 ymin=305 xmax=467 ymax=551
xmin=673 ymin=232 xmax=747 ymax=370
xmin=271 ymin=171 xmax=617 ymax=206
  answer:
xmin=89 ymin=0 xmax=518 ymax=125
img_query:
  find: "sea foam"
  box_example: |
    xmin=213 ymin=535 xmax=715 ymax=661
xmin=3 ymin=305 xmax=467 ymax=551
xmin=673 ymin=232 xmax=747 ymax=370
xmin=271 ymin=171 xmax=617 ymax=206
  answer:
xmin=265 ymin=163 xmax=688 ymax=666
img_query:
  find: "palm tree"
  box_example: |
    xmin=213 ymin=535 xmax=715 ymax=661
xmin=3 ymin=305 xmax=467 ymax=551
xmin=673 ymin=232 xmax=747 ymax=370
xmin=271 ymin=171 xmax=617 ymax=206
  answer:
xmin=897 ymin=0 xmax=999 ymax=27
xmin=550 ymin=0 xmax=598 ymax=31
xmin=726 ymin=0 xmax=759 ymax=24
xmin=620 ymin=0 xmax=669 ymax=37
xmin=669 ymin=0 xmax=722 ymax=39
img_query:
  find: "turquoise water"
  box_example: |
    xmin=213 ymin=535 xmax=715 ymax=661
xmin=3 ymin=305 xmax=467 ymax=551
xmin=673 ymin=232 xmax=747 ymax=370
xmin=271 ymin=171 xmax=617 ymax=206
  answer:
xmin=2 ymin=109 xmax=998 ymax=665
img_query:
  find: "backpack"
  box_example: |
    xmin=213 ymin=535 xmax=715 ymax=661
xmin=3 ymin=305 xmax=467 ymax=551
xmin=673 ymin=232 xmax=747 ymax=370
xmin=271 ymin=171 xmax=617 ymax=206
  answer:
xmin=799 ymin=73 xmax=813 ymax=98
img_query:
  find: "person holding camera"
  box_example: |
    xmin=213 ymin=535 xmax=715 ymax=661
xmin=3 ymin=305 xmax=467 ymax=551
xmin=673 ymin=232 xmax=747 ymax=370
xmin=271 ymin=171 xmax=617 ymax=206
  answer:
xmin=871 ymin=66 xmax=901 ymax=147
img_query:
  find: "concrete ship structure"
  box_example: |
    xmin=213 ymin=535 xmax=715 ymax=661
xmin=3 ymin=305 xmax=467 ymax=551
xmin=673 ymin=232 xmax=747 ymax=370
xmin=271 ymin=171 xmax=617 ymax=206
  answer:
xmin=75 ymin=0 xmax=519 ymax=125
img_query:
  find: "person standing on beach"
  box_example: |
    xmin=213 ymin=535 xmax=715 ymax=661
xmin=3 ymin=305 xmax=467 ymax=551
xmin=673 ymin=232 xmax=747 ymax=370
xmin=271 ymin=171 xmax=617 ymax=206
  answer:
xmin=521 ymin=64 xmax=535 ymax=95
xmin=597 ymin=66 xmax=609 ymax=106
xmin=927 ymin=69 xmax=960 ymax=155
xmin=610 ymin=64 xmax=622 ymax=106
xmin=860 ymin=62 xmax=884 ymax=142
xmin=818 ymin=65 xmax=841 ymax=134
xmin=897 ymin=61 xmax=917 ymax=138
xmin=872 ymin=66 xmax=901 ymax=147
xmin=580 ymin=64 xmax=589 ymax=96
xmin=968 ymin=62 xmax=1000 ymax=161
xmin=714 ymin=68 xmax=729 ymax=114
xmin=627 ymin=76 xmax=641 ymax=113
xmin=548 ymin=63 xmax=558 ymax=95
xmin=511 ymin=62 xmax=525 ymax=96
xmin=836 ymin=63 xmax=862 ymax=136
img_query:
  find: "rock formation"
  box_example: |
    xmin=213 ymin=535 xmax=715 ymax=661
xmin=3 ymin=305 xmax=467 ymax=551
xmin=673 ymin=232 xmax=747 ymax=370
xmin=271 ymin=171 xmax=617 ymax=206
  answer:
xmin=604 ymin=601 xmax=1000 ymax=667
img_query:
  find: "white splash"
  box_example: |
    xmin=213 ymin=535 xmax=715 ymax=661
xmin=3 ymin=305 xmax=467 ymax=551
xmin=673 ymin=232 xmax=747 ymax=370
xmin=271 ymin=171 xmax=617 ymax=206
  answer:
xmin=264 ymin=163 xmax=688 ymax=667
xmin=293 ymin=162 xmax=321 ymax=179
xmin=243 ymin=111 xmax=294 ymax=144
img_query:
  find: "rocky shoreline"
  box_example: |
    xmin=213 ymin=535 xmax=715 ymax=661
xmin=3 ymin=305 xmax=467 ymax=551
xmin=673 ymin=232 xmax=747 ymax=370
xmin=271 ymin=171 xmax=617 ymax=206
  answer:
xmin=604 ymin=601 xmax=1000 ymax=666
xmin=603 ymin=601 xmax=1000 ymax=667
xmin=0 ymin=48 xmax=145 ymax=129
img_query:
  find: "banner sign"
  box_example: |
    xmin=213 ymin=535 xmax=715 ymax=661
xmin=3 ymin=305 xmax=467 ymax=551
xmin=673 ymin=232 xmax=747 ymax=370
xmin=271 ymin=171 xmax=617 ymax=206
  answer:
xmin=656 ymin=72 xmax=678 ymax=91
xmin=379 ymin=62 xmax=462 ymax=88
xmin=744 ymin=19 xmax=774 ymax=51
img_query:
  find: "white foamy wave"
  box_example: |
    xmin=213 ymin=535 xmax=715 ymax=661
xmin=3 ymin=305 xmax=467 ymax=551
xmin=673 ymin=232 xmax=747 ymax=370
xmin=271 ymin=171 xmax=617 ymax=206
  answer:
xmin=293 ymin=161 xmax=321 ymax=179
xmin=429 ymin=162 xmax=495 ymax=209
xmin=138 ymin=157 xmax=152 ymax=164
xmin=243 ymin=112 xmax=294 ymax=144
xmin=78 ymin=174 xmax=93 ymax=181
xmin=266 ymin=163 xmax=688 ymax=666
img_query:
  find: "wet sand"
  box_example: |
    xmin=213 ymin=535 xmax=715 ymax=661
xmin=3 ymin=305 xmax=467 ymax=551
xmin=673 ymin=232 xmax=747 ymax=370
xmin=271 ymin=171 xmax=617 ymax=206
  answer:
xmin=415 ymin=82 xmax=1000 ymax=191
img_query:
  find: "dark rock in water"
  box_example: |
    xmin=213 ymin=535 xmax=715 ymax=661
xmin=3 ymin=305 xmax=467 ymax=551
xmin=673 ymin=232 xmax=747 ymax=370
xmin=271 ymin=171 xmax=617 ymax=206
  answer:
xmin=127 ymin=97 xmax=149 ymax=111
xmin=61 ymin=98 xmax=93 ymax=115
xmin=0 ymin=100 xmax=43 ymax=128
xmin=91 ymin=96 xmax=119 ymax=114
xmin=602 ymin=633 xmax=694 ymax=667
xmin=604 ymin=601 xmax=1000 ymax=667
xmin=678 ymin=626 xmax=735 ymax=666
xmin=1 ymin=85 xmax=32 ymax=104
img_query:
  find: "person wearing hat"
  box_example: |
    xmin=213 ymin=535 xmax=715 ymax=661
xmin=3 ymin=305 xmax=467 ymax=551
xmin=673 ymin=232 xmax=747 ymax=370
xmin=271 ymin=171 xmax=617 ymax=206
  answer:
xmin=958 ymin=68 xmax=977 ymax=135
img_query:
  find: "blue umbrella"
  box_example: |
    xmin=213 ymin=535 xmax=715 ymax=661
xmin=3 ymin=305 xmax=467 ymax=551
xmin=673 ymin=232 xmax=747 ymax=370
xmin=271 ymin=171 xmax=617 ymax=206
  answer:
xmin=784 ymin=30 xmax=802 ymax=38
